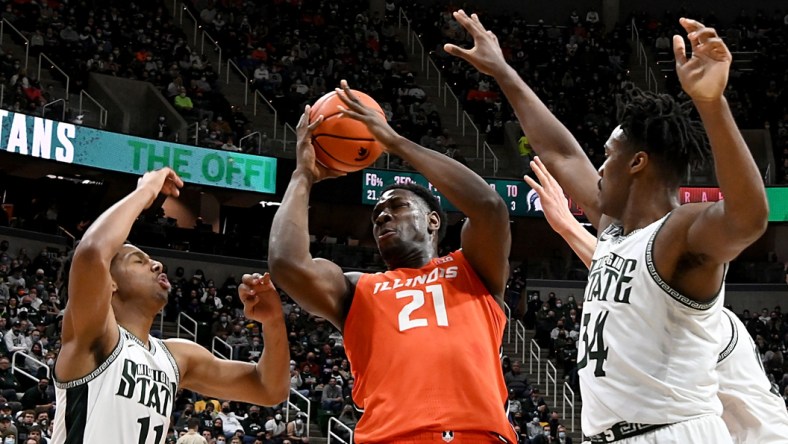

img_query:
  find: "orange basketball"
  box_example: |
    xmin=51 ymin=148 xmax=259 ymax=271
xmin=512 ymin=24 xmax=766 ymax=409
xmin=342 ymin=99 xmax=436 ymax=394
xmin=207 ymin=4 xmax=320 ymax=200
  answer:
xmin=309 ymin=90 xmax=385 ymax=173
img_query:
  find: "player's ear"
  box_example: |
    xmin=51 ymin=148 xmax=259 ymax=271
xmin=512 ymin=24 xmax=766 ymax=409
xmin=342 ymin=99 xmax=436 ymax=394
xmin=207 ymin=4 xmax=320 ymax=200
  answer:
xmin=427 ymin=211 xmax=440 ymax=235
xmin=630 ymin=151 xmax=649 ymax=174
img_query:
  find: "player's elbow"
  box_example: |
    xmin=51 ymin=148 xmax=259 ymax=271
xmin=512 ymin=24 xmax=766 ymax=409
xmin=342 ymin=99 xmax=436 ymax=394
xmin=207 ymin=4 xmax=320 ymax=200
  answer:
xmin=256 ymin=383 xmax=290 ymax=407
xmin=478 ymin=195 xmax=509 ymax=221
xmin=730 ymin=199 xmax=769 ymax=241
xmin=72 ymin=241 xmax=111 ymax=269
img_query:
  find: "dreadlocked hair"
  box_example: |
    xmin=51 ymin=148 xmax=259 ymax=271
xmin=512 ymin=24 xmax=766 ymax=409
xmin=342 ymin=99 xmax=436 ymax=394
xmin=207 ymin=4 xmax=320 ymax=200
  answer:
xmin=616 ymin=85 xmax=710 ymax=184
xmin=382 ymin=182 xmax=448 ymax=242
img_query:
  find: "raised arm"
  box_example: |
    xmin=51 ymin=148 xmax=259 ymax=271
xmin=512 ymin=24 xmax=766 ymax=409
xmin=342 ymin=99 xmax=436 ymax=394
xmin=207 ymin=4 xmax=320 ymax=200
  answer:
xmin=168 ymin=273 xmax=289 ymax=406
xmin=525 ymin=157 xmax=596 ymax=268
xmin=336 ymin=81 xmax=511 ymax=301
xmin=444 ymin=10 xmax=603 ymax=227
xmin=671 ymin=18 xmax=768 ymax=263
xmin=267 ymin=110 xmax=351 ymax=329
xmin=60 ymin=169 xmax=182 ymax=372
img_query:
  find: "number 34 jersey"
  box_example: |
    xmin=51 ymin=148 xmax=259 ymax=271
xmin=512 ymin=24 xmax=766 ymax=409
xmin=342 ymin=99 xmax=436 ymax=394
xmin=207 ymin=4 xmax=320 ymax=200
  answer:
xmin=579 ymin=213 xmax=724 ymax=436
xmin=52 ymin=326 xmax=180 ymax=444
xmin=344 ymin=250 xmax=516 ymax=444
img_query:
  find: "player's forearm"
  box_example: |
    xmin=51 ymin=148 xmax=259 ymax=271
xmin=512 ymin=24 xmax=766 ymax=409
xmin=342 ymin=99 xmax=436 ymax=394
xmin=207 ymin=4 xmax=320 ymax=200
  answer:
xmin=695 ymin=97 xmax=768 ymax=235
xmin=494 ymin=66 xmax=586 ymax=162
xmin=77 ymin=187 xmax=157 ymax=263
xmin=387 ymin=135 xmax=508 ymax=220
xmin=255 ymin=315 xmax=289 ymax=405
xmin=557 ymin=223 xmax=596 ymax=269
xmin=268 ymin=171 xmax=316 ymax=278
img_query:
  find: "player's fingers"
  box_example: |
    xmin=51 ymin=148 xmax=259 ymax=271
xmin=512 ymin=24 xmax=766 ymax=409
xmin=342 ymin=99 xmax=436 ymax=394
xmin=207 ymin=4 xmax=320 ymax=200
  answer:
xmin=530 ymin=160 xmax=551 ymax=189
xmin=337 ymin=104 xmax=365 ymax=121
xmin=523 ymin=175 xmax=542 ymax=192
xmin=692 ymin=28 xmax=719 ymax=45
xmin=339 ymin=79 xmax=360 ymax=103
xmin=307 ymin=114 xmax=324 ymax=131
xmin=443 ymin=43 xmax=472 ymax=61
xmin=679 ymin=17 xmax=704 ymax=34
xmin=297 ymin=106 xmax=309 ymax=128
xmin=672 ymin=35 xmax=688 ymax=66
xmin=166 ymin=169 xmax=185 ymax=188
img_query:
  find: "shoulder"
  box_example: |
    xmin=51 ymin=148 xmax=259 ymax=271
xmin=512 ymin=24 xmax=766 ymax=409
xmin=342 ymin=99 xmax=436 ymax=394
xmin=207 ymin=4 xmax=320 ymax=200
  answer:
xmin=163 ymin=338 xmax=210 ymax=370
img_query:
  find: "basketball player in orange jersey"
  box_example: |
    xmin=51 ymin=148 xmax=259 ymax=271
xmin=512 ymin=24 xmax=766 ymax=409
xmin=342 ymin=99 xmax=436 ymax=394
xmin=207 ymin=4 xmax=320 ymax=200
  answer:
xmin=52 ymin=168 xmax=290 ymax=444
xmin=445 ymin=11 xmax=768 ymax=442
xmin=269 ymin=80 xmax=517 ymax=444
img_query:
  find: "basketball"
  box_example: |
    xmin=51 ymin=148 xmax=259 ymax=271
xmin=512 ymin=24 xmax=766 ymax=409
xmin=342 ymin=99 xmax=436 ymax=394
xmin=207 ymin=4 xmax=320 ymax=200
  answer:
xmin=309 ymin=90 xmax=385 ymax=173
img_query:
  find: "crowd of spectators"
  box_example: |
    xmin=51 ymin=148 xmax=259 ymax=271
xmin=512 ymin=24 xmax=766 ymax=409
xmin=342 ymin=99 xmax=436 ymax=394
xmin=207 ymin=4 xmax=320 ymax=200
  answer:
xmin=633 ymin=8 xmax=788 ymax=184
xmin=0 ymin=0 xmax=260 ymax=152
xmin=398 ymin=1 xmax=631 ymax=173
xmin=186 ymin=0 xmax=469 ymax=168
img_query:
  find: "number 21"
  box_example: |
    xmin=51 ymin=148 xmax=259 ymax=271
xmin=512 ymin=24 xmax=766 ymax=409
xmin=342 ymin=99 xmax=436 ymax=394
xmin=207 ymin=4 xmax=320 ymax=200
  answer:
xmin=396 ymin=284 xmax=449 ymax=331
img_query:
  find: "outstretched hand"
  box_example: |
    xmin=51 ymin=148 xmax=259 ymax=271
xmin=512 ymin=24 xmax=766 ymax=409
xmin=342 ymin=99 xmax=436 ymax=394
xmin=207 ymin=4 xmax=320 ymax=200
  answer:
xmin=137 ymin=167 xmax=184 ymax=208
xmin=524 ymin=157 xmax=575 ymax=236
xmin=335 ymin=79 xmax=399 ymax=149
xmin=443 ymin=10 xmax=507 ymax=77
xmin=239 ymin=272 xmax=283 ymax=324
xmin=673 ymin=17 xmax=732 ymax=102
xmin=295 ymin=106 xmax=346 ymax=182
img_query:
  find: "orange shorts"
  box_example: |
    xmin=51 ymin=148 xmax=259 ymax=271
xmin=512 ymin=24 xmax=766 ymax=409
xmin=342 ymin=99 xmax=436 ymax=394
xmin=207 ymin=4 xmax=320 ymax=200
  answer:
xmin=378 ymin=430 xmax=510 ymax=443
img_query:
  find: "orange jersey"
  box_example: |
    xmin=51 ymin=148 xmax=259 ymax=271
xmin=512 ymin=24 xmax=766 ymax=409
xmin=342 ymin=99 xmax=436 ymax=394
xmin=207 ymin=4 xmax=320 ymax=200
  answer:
xmin=344 ymin=250 xmax=516 ymax=443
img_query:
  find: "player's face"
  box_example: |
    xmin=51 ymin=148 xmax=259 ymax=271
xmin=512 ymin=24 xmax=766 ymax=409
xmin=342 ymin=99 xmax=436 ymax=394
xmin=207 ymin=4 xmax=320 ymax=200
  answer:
xmin=371 ymin=189 xmax=436 ymax=254
xmin=111 ymin=244 xmax=170 ymax=306
xmin=597 ymin=126 xmax=634 ymax=219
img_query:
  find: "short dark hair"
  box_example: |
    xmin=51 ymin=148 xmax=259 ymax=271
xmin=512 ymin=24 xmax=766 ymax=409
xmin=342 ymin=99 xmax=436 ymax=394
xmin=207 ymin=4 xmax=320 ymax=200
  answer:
xmin=382 ymin=183 xmax=448 ymax=242
xmin=617 ymin=85 xmax=710 ymax=185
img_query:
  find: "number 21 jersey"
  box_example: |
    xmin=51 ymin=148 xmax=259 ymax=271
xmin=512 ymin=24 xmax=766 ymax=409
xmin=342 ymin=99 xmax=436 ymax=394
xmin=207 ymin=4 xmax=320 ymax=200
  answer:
xmin=52 ymin=326 xmax=180 ymax=444
xmin=344 ymin=250 xmax=516 ymax=443
xmin=579 ymin=213 xmax=724 ymax=436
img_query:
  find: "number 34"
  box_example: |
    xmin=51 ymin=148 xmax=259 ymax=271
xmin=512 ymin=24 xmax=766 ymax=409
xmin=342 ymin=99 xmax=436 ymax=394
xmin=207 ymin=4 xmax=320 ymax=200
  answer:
xmin=396 ymin=285 xmax=449 ymax=331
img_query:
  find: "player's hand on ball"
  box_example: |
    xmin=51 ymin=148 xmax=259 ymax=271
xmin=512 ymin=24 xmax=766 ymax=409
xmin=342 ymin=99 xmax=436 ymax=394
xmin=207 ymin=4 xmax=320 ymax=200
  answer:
xmin=295 ymin=107 xmax=347 ymax=182
xmin=336 ymin=79 xmax=399 ymax=149
xmin=239 ymin=272 xmax=283 ymax=323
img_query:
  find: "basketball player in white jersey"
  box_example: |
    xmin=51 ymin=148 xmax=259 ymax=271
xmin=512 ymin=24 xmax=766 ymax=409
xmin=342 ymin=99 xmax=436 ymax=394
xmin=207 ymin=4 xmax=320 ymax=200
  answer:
xmin=447 ymin=11 xmax=769 ymax=443
xmin=52 ymin=168 xmax=290 ymax=443
xmin=526 ymin=156 xmax=788 ymax=443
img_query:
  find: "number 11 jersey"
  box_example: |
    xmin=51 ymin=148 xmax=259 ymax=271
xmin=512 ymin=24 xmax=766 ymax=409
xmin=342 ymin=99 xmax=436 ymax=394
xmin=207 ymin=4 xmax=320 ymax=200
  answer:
xmin=344 ymin=250 xmax=516 ymax=443
xmin=52 ymin=326 xmax=180 ymax=444
xmin=579 ymin=213 xmax=724 ymax=436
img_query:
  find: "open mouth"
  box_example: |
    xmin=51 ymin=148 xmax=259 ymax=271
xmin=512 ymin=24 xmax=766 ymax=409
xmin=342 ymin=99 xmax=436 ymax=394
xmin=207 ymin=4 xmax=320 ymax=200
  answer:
xmin=157 ymin=273 xmax=171 ymax=291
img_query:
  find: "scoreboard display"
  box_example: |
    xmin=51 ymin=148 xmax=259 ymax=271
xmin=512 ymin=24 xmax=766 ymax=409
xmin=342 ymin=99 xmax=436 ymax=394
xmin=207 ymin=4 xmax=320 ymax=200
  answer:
xmin=360 ymin=168 xmax=585 ymax=218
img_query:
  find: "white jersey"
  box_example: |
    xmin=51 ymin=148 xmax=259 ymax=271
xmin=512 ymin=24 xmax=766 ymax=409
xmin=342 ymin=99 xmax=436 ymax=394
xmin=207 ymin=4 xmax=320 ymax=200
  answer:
xmin=52 ymin=326 xmax=180 ymax=444
xmin=579 ymin=213 xmax=724 ymax=436
xmin=717 ymin=308 xmax=788 ymax=443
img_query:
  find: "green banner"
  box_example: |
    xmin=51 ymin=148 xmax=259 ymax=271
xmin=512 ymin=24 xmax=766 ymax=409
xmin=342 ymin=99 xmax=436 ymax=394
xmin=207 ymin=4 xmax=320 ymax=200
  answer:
xmin=0 ymin=110 xmax=276 ymax=193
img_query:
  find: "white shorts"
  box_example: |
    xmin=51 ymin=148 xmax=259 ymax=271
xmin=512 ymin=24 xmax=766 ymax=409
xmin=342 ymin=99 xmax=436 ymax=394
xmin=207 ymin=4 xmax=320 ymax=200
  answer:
xmin=584 ymin=415 xmax=732 ymax=444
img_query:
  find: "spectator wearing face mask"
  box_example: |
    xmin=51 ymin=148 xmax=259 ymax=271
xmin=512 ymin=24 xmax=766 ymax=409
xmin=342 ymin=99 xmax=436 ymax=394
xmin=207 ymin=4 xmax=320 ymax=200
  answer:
xmin=0 ymin=414 xmax=16 ymax=444
xmin=4 ymin=321 xmax=27 ymax=356
xmin=264 ymin=413 xmax=286 ymax=439
xmin=246 ymin=336 xmax=263 ymax=362
xmin=526 ymin=416 xmax=543 ymax=440
xmin=242 ymin=405 xmax=264 ymax=441
xmin=217 ymin=402 xmax=244 ymax=438
xmin=556 ymin=425 xmax=572 ymax=443
xmin=285 ymin=412 xmax=309 ymax=443
xmin=212 ymin=314 xmax=231 ymax=337
xmin=20 ymin=377 xmax=53 ymax=411
xmin=225 ymin=324 xmax=249 ymax=360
